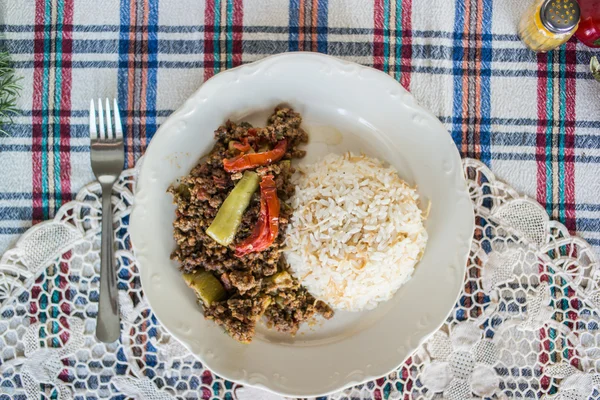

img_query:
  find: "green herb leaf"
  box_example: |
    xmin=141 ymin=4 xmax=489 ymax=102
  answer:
xmin=591 ymin=56 xmax=600 ymax=83
xmin=0 ymin=50 xmax=23 ymax=137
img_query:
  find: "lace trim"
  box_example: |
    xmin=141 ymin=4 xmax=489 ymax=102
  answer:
xmin=0 ymin=158 xmax=598 ymax=400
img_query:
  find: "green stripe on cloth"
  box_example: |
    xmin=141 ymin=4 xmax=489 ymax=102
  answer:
xmin=214 ymin=0 xmax=221 ymax=75
xmin=383 ymin=0 xmax=390 ymax=73
xmin=226 ymin=0 xmax=234 ymax=69
xmin=40 ymin=0 xmax=51 ymax=219
xmin=394 ymin=0 xmax=402 ymax=81
xmin=53 ymin=0 xmax=65 ymax=210
xmin=545 ymin=51 xmax=553 ymax=217
xmin=558 ymin=46 xmax=567 ymax=223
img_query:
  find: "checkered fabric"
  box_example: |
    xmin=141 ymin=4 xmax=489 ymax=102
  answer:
xmin=0 ymin=0 xmax=599 ymax=256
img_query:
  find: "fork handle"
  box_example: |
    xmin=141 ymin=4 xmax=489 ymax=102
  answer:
xmin=96 ymin=183 xmax=121 ymax=343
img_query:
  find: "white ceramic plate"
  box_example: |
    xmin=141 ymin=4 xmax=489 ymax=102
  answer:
xmin=130 ymin=53 xmax=474 ymax=397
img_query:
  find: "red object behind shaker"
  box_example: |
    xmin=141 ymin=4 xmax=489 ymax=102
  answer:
xmin=575 ymin=0 xmax=600 ymax=47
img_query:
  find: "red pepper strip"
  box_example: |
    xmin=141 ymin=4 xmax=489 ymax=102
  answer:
xmin=263 ymin=176 xmax=280 ymax=244
xmin=223 ymin=139 xmax=287 ymax=173
xmin=232 ymin=138 xmax=252 ymax=152
xmin=235 ymin=175 xmax=280 ymax=257
xmin=235 ymin=200 xmax=268 ymax=256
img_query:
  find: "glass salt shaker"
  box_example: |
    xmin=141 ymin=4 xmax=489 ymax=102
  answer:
xmin=518 ymin=0 xmax=580 ymax=52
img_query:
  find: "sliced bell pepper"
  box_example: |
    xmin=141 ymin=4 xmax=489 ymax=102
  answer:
xmin=235 ymin=175 xmax=280 ymax=257
xmin=183 ymin=270 xmax=226 ymax=306
xmin=223 ymin=139 xmax=287 ymax=173
xmin=206 ymin=171 xmax=259 ymax=246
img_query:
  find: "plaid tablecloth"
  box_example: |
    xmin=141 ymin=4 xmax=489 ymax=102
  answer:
xmin=0 ymin=0 xmax=599 ymax=253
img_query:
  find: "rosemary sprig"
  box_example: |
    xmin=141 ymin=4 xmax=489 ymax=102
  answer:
xmin=0 ymin=50 xmax=22 ymax=136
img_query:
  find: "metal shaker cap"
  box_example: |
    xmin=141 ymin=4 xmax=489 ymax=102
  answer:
xmin=540 ymin=0 xmax=580 ymax=33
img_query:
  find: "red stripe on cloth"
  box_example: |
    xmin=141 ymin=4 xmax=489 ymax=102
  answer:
xmin=562 ymin=40 xmax=579 ymax=370
xmin=311 ymin=0 xmax=318 ymax=51
xmin=58 ymin=368 xmax=70 ymax=383
xmin=460 ymin=0 xmax=471 ymax=157
xmin=473 ymin=0 xmax=483 ymax=156
xmin=539 ymin=327 xmax=551 ymax=390
xmin=232 ymin=0 xmax=243 ymax=67
xmin=374 ymin=388 xmax=382 ymax=400
xmin=204 ymin=1 xmax=216 ymax=80
xmin=140 ymin=0 xmax=149 ymax=151
xmin=59 ymin=0 xmax=74 ymax=203
xmin=32 ymin=0 xmax=46 ymax=224
xmin=535 ymin=52 xmax=548 ymax=207
xmin=59 ymin=251 xmax=72 ymax=318
xmin=58 ymin=252 xmax=72 ymax=347
xmin=564 ymin=40 xmax=577 ymax=234
xmin=400 ymin=0 xmax=412 ymax=90
xmin=126 ymin=0 xmax=137 ymax=168
xmin=538 ymin=264 xmax=551 ymax=391
xmin=373 ymin=0 xmax=384 ymax=71
xmin=298 ymin=0 xmax=305 ymax=51
xmin=29 ymin=275 xmax=44 ymax=324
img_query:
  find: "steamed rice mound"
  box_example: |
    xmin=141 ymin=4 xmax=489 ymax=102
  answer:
xmin=284 ymin=153 xmax=428 ymax=311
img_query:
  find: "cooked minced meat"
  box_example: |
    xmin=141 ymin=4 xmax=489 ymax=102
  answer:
xmin=169 ymin=107 xmax=333 ymax=343
xmin=264 ymin=286 xmax=333 ymax=335
xmin=204 ymin=296 xmax=271 ymax=344
xmin=228 ymin=270 xmax=259 ymax=295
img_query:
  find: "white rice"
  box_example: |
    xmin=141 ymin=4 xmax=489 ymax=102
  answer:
xmin=284 ymin=153 xmax=428 ymax=311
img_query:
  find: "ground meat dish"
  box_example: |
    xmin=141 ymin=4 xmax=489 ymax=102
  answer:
xmin=169 ymin=107 xmax=333 ymax=343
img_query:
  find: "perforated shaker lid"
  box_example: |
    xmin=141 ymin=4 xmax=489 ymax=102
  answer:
xmin=540 ymin=0 xmax=580 ymax=34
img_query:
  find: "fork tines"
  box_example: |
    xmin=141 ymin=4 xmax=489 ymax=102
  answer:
xmin=90 ymin=98 xmax=123 ymax=141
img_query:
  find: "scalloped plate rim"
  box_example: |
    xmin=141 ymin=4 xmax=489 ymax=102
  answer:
xmin=130 ymin=52 xmax=474 ymax=398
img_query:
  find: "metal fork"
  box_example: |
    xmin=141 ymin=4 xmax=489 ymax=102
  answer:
xmin=90 ymin=98 xmax=125 ymax=343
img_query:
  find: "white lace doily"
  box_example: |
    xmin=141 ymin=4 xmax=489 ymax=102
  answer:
xmin=0 ymin=158 xmax=598 ymax=400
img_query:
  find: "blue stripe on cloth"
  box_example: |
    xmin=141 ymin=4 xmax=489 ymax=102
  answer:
xmin=53 ymin=0 xmax=66 ymax=209
xmin=491 ymin=131 xmax=600 ymax=149
xmin=0 ymin=144 xmax=88 ymax=152
xmin=7 ymin=119 xmax=600 ymax=142
xmin=0 ymin=193 xmax=33 ymax=200
xmin=117 ymin=0 xmax=131 ymax=164
xmin=12 ymin=146 xmax=600 ymax=163
xmin=486 ymin=153 xmax=600 ymax=163
xmin=0 ymin=207 xmax=32 ymax=221
xmin=17 ymin=108 xmax=600 ymax=126
xmin=587 ymin=238 xmax=600 ymax=247
xmin=437 ymin=116 xmax=600 ymax=128
xmin=0 ymin=228 xmax=28 ymax=234
xmin=8 ymin=110 xmax=600 ymax=129
xmin=578 ymin=218 xmax=600 ymax=231
xmin=450 ymin=0 xmax=465 ymax=147
xmin=576 ymin=204 xmax=600 ymax=212
xmin=15 ymin=109 xmax=176 ymax=118
xmin=41 ymin=0 xmax=51 ymax=219
xmin=288 ymin=0 xmax=300 ymax=51
xmin=9 ymin=60 xmax=599 ymax=81
xmin=480 ymin=0 xmax=493 ymax=166
xmin=317 ymin=0 xmax=328 ymax=53
xmin=146 ymin=0 xmax=159 ymax=143
xmin=0 ymin=24 xmax=525 ymax=40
